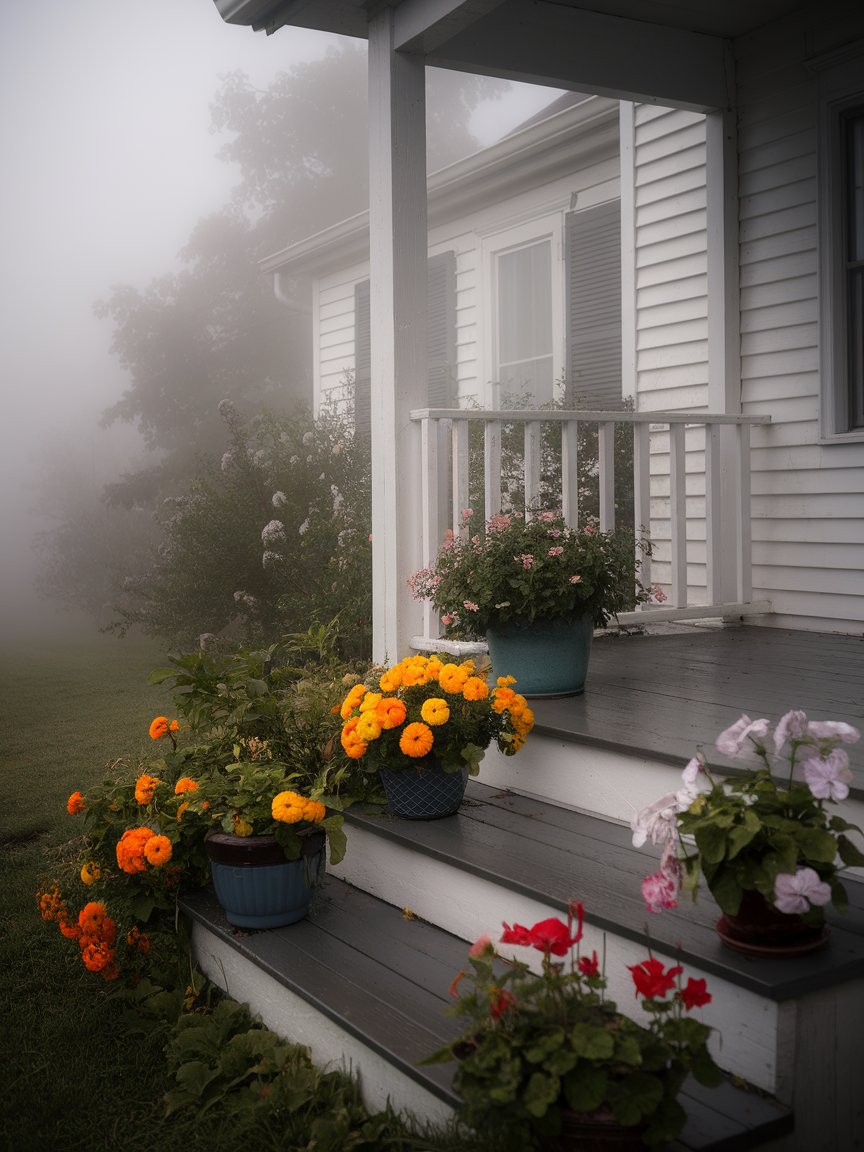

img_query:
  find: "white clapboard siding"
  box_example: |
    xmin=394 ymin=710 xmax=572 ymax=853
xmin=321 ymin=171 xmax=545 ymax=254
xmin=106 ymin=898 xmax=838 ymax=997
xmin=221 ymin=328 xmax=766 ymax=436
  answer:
xmin=732 ymin=7 xmax=848 ymax=638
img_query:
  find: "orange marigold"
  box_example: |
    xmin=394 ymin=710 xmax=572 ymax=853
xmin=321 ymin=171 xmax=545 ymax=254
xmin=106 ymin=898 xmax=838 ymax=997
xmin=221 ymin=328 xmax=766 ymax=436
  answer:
xmin=78 ymin=901 xmax=109 ymax=935
xmin=37 ymin=885 xmax=65 ymax=922
xmin=144 ymin=834 xmax=172 ymax=867
xmin=174 ymin=777 xmax=199 ymax=795
xmin=339 ymin=683 xmax=366 ymax=719
xmin=134 ymin=774 xmax=159 ymax=805
xmin=462 ymin=676 xmax=489 ymax=701
xmin=149 ymin=716 xmax=170 ymax=740
xmin=66 ymin=791 xmax=86 ymax=815
xmin=127 ymin=926 xmax=151 ymax=955
xmin=399 ymin=721 xmax=434 ymax=758
xmin=376 ymin=697 xmax=407 ymax=730
xmin=116 ymin=826 xmax=154 ymax=874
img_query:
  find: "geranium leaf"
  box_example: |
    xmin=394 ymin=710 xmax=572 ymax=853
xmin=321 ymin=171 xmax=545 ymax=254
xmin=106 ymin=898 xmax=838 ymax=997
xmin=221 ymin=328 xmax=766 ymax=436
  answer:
xmin=570 ymin=1022 xmax=615 ymax=1060
xmin=563 ymin=1066 xmax=607 ymax=1112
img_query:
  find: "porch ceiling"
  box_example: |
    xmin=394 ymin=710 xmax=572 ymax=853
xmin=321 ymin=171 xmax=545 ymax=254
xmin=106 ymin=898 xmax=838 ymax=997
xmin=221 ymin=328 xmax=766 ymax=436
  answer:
xmin=214 ymin=0 xmax=809 ymax=109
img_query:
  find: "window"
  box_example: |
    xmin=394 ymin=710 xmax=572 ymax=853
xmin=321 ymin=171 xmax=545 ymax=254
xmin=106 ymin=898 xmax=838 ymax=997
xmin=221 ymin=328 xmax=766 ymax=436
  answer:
xmin=495 ymin=238 xmax=554 ymax=401
xmin=815 ymin=38 xmax=864 ymax=438
xmin=353 ymin=251 xmax=456 ymax=439
xmin=843 ymin=107 xmax=864 ymax=430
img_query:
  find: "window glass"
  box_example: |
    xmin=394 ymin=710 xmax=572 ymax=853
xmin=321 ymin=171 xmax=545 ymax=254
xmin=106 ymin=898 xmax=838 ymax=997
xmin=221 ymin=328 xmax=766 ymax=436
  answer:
xmin=496 ymin=239 xmax=553 ymax=401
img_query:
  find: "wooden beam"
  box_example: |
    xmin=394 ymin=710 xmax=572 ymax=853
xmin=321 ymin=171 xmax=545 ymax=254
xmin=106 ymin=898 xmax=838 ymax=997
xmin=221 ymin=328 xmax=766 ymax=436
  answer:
xmin=368 ymin=10 xmax=428 ymax=663
xmin=394 ymin=0 xmax=507 ymax=53
xmin=426 ymin=0 xmax=732 ymax=112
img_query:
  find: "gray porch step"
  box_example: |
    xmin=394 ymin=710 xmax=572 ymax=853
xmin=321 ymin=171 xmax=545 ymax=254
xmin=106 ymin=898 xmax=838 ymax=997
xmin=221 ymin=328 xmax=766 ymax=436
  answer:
xmin=182 ymin=873 xmax=793 ymax=1151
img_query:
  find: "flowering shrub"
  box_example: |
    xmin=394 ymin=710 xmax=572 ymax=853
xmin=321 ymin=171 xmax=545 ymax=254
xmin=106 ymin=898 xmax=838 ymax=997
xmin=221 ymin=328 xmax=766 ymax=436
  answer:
xmin=409 ymin=509 xmax=650 ymax=638
xmin=338 ymin=654 xmax=534 ymax=776
xmin=39 ymin=692 xmax=347 ymax=987
xmin=633 ymin=710 xmax=864 ymax=921
xmin=426 ymin=904 xmax=721 ymax=1149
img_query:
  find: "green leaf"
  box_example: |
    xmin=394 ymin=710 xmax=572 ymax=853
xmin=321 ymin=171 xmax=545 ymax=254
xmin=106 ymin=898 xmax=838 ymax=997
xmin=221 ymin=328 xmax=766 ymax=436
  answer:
xmin=608 ymin=1071 xmax=663 ymax=1123
xmin=244 ymin=678 xmax=269 ymax=698
xmin=706 ymin=869 xmax=743 ymax=915
xmin=694 ymin=823 xmax=728 ymax=864
xmin=570 ymin=1022 xmax=615 ymax=1060
xmin=837 ymin=835 xmax=864 ymax=867
xmin=325 ymin=822 xmax=347 ymax=866
xmin=563 ymin=1066 xmax=607 ymax=1112
xmin=796 ymin=827 xmax=840 ymax=863
xmin=522 ymin=1071 xmax=560 ymax=1118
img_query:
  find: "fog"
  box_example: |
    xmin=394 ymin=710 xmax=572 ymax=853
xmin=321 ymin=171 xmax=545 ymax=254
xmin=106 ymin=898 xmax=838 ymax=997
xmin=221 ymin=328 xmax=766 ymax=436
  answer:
xmin=0 ymin=0 xmax=559 ymax=643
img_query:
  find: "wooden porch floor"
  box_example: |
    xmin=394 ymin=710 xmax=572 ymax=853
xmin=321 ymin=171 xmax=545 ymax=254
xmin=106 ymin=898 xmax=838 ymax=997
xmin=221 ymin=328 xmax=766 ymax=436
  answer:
xmin=531 ymin=624 xmax=864 ymax=792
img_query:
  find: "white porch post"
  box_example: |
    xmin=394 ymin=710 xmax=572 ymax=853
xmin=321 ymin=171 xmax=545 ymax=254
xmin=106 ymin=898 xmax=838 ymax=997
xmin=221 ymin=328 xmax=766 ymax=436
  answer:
xmin=367 ymin=11 xmax=428 ymax=663
xmin=705 ymin=103 xmax=744 ymax=606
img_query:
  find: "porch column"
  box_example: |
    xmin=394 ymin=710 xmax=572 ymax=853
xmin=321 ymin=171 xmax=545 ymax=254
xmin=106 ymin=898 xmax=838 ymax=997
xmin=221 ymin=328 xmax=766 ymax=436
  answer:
xmin=705 ymin=104 xmax=745 ymax=604
xmin=367 ymin=10 xmax=428 ymax=663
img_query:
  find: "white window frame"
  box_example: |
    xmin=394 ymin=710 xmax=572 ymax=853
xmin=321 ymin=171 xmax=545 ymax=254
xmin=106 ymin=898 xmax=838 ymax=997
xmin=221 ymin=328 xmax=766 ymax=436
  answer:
xmin=480 ymin=214 xmax=565 ymax=409
xmin=814 ymin=46 xmax=864 ymax=442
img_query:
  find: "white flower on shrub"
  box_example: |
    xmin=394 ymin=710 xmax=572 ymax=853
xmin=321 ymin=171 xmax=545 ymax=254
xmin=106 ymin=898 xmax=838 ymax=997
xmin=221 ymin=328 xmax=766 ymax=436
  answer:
xmin=261 ymin=520 xmax=286 ymax=546
xmin=220 ymin=452 xmax=234 ymax=473
xmin=302 ymin=431 xmax=314 ymax=446
xmin=298 ymin=519 xmax=309 ymax=536
xmin=262 ymin=550 xmax=283 ymax=569
xmin=272 ymin=491 xmax=288 ymax=508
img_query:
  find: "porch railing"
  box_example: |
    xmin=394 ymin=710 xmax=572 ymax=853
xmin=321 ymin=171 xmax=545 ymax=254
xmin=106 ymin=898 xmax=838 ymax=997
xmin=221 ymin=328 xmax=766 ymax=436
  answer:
xmin=409 ymin=407 xmax=772 ymax=654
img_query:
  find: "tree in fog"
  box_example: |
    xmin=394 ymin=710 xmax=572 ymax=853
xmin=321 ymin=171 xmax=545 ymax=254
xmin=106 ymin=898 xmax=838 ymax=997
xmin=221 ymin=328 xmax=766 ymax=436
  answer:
xmin=39 ymin=43 xmax=505 ymax=638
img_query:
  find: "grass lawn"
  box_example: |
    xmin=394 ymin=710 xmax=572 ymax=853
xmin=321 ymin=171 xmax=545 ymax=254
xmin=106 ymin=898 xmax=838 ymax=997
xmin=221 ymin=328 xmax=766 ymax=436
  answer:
xmin=0 ymin=628 xmax=485 ymax=1152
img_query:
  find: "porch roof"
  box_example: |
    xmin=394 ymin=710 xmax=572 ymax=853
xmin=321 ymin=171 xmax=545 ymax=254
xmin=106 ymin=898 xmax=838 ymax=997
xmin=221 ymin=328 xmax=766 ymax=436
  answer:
xmin=213 ymin=0 xmax=809 ymax=110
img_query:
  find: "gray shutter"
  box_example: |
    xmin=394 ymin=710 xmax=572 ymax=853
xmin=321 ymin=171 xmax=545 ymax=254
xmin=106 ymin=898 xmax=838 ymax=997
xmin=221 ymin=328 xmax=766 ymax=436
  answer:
xmin=565 ymin=201 xmax=622 ymax=408
xmin=426 ymin=251 xmax=457 ymax=408
xmin=353 ymin=279 xmax=371 ymax=441
xmin=353 ymin=252 xmax=456 ymax=437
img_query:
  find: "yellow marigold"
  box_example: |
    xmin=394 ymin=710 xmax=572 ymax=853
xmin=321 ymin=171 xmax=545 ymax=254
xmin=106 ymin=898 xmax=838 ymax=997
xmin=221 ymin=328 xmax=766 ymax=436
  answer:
xmin=134 ymin=774 xmax=159 ymax=805
xmin=149 ymin=716 xmax=170 ymax=740
xmin=232 ymin=817 xmax=253 ymax=837
xmin=343 ymin=738 xmax=368 ymax=760
xmin=302 ymin=799 xmax=326 ymax=824
xmin=80 ymin=861 xmax=101 ymax=887
xmin=378 ymin=665 xmax=404 ymax=693
xmin=340 ymin=683 xmax=367 ymax=719
xmin=463 ymin=676 xmax=489 ymax=701
xmin=356 ymin=711 xmax=383 ymax=742
xmin=66 ymin=790 xmax=86 ymax=815
xmin=420 ymin=698 xmax=450 ymax=726
xmin=514 ymin=706 xmax=535 ymax=736
xmin=174 ymin=777 xmax=199 ymax=795
xmin=78 ymin=901 xmax=109 ymax=935
xmin=272 ymin=790 xmax=308 ymax=824
xmin=401 ymin=660 xmax=433 ymax=687
xmin=497 ymin=675 xmax=517 ymax=687
xmin=438 ymin=663 xmax=469 ymax=693
xmin=359 ymin=691 xmax=383 ymax=713
xmin=376 ymin=697 xmax=407 ymax=729
xmin=144 ymin=834 xmax=172 ymax=867
xmin=399 ymin=721 xmax=434 ymax=758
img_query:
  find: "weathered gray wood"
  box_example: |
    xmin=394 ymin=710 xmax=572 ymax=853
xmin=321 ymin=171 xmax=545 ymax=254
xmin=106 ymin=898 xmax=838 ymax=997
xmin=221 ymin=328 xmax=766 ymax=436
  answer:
xmin=531 ymin=627 xmax=864 ymax=788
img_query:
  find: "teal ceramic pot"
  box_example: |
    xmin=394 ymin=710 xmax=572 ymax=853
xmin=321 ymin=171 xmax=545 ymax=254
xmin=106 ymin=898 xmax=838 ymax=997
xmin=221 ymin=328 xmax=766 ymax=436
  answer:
xmin=378 ymin=760 xmax=469 ymax=819
xmin=485 ymin=614 xmax=594 ymax=698
xmin=205 ymin=829 xmax=325 ymax=929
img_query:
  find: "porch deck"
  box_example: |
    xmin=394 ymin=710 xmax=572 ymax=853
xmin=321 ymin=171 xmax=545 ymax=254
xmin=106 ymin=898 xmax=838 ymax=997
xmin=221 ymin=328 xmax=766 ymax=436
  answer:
xmin=531 ymin=624 xmax=864 ymax=793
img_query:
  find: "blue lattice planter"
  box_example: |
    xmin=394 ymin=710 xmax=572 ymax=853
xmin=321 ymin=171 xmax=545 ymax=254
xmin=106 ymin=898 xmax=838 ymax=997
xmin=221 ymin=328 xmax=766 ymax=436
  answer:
xmin=204 ymin=830 xmax=325 ymax=929
xmin=379 ymin=761 xmax=468 ymax=819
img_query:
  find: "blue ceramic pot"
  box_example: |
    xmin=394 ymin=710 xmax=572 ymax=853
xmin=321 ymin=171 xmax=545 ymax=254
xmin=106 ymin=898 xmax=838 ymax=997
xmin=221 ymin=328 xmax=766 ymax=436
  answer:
xmin=205 ymin=830 xmax=325 ymax=929
xmin=379 ymin=760 xmax=469 ymax=819
xmin=485 ymin=614 xmax=594 ymax=697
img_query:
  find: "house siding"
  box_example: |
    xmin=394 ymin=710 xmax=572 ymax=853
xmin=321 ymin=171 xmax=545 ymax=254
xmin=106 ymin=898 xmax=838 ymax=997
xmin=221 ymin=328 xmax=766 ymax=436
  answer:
xmin=626 ymin=103 xmax=711 ymax=601
xmin=736 ymin=10 xmax=864 ymax=632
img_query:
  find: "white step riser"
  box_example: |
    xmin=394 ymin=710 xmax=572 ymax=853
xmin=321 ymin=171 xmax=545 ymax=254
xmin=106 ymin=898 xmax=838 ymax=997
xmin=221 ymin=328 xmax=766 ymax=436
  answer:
xmin=480 ymin=739 xmax=864 ymax=881
xmin=331 ymin=825 xmax=781 ymax=1095
xmin=190 ymin=920 xmax=454 ymax=1126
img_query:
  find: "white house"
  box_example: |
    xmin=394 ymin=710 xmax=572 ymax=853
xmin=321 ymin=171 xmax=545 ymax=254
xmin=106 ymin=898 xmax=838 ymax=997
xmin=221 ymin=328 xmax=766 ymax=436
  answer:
xmin=195 ymin=4 xmax=864 ymax=1148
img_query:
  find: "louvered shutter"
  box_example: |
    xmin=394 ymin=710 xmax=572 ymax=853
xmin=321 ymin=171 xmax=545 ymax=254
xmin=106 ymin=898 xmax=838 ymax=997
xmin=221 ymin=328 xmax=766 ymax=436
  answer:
xmin=353 ymin=252 xmax=456 ymax=435
xmin=565 ymin=201 xmax=622 ymax=408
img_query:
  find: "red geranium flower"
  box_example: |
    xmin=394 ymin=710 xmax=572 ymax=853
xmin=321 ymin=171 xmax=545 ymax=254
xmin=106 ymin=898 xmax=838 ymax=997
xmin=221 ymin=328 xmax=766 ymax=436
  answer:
xmin=500 ymin=921 xmax=534 ymax=947
xmin=490 ymin=988 xmax=517 ymax=1019
xmin=680 ymin=977 xmax=711 ymax=1010
xmin=628 ymin=956 xmax=683 ymax=1000
xmin=577 ymin=951 xmax=600 ymax=977
xmin=527 ymin=917 xmax=580 ymax=956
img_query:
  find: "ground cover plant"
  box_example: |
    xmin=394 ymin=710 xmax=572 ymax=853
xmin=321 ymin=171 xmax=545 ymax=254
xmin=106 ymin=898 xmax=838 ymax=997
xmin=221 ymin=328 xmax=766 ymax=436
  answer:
xmin=1 ymin=629 xmax=494 ymax=1151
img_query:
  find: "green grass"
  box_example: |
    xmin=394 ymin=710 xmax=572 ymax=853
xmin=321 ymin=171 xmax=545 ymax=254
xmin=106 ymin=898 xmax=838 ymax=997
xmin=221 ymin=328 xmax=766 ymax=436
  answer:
xmin=0 ymin=629 xmax=487 ymax=1152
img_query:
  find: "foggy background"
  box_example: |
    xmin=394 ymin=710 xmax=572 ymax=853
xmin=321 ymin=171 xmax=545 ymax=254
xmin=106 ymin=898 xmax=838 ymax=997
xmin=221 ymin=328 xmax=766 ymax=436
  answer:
xmin=0 ymin=0 xmax=559 ymax=642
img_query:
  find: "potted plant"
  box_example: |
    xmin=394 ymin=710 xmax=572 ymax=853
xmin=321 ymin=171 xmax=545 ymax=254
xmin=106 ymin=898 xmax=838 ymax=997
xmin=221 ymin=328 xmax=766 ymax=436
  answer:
xmin=425 ymin=904 xmax=721 ymax=1150
xmin=408 ymin=510 xmax=651 ymax=696
xmin=338 ymin=654 xmax=534 ymax=818
xmin=633 ymin=709 xmax=864 ymax=954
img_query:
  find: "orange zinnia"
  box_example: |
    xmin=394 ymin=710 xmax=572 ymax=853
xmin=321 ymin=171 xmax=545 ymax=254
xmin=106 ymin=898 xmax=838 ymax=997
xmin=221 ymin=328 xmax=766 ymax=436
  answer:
xmin=399 ymin=722 xmax=434 ymax=758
